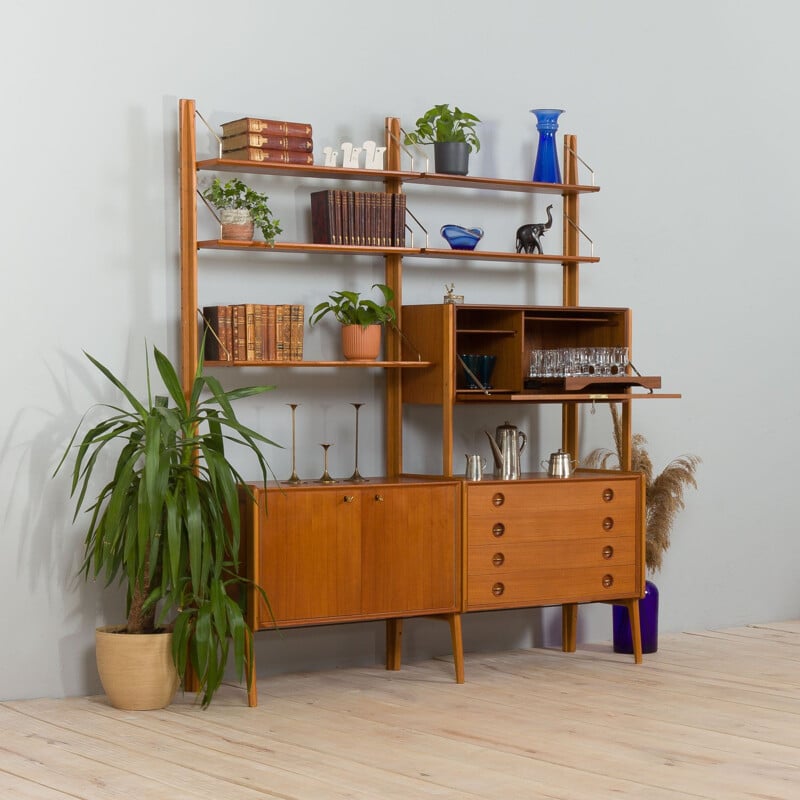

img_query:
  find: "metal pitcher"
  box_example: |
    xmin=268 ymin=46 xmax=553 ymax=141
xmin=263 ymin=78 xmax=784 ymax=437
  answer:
xmin=542 ymin=449 xmax=577 ymax=478
xmin=485 ymin=421 xmax=527 ymax=480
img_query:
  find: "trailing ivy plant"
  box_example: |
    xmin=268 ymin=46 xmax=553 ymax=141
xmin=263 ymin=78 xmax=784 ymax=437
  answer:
xmin=403 ymin=104 xmax=482 ymax=153
xmin=55 ymin=343 xmax=278 ymax=707
xmin=202 ymin=177 xmax=282 ymax=245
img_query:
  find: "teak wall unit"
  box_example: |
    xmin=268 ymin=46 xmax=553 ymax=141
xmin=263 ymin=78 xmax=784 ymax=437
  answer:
xmin=179 ymin=99 xmax=676 ymax=707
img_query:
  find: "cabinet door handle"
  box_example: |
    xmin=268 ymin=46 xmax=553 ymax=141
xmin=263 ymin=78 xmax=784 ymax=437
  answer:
xmin=602 ymin=545 xmax=614 ymax=560
xmin=374 ymin=494 xmax=384 ymax=502
xmin=343 ymin=495 xmax=355 ymax=503
xmin=491 ymin=582 xmax=505 ymax=597
xmin=602 ymin=574 xmax=614 ymax=588
xmin=602 ymin=517 xmax=614 ymax=531
xmin=491 ymin=552 xmax=505 ymax=567
xmin=603 ymin=488 xmax=614 ymax=502
xmin=492 ymin=523 xmax=505 ymax=538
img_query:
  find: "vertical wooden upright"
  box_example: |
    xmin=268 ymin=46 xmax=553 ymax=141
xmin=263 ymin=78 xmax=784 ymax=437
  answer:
xmin=384 ymin=117 xmax=403 ymax=477
xmin=179 ymin=98 xmax=198 ymax=393
xmin=561 ymin=134 xmax=580 ymax=458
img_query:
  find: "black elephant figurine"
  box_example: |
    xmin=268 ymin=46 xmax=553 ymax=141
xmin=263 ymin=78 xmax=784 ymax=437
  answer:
xmin=515 ymin=204 xmax=554 ymax=254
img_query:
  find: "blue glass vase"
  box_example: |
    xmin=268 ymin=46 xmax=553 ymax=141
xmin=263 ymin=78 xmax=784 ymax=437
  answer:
xmin=613 ymin=580 xmax=659 ymax=654
xmin=531 ymin=108 xmax=564 ymax=184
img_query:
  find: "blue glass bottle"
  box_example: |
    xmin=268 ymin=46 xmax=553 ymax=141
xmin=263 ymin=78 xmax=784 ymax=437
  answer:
xmin=531 ymin=108 xmax=564 ymax=184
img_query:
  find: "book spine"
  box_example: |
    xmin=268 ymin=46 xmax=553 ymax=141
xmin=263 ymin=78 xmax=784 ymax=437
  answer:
xmin=275 ymin=305 xmax=285 ymax=360
xmin=221 ymin=118 xmax=313 ymax=138
xmin=223 ymin=147 xmax=314 ymax=165
xmin=245 ymin=304 xmax=256 ymax=361
xmin=266 ymin=305 xmax=276 ymax=360
xmin=280 ymin=304 xmax=292 ymax=360
xmin=222 ymin=133 xmax=313 ymax=152
xmin=232 ymin=305 xmax=247 ymax=361
xmin=221 ymin=305 xmax=233 ymax=361
xmin=290 ymin=304 xmax=304 ymax=361
xmin=254 ymin=304 xmax=264 ymax=360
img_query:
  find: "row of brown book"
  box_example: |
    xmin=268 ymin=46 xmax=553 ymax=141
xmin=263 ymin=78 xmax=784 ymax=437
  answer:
xmin=310 ymin=190 xmax=407 ymax=247
xmin=202 ymin=304 xmax=304 ymax=362
xmin=220 ymin=116 xmax=314 ymax=166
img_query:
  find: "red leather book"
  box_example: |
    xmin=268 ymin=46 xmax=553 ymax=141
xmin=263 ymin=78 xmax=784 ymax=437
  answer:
xmin=223 ymin=147 xmax=313 ymax=165
xmin=221 ymin=117 xmax=312 ymax=138
xmin=222 ymin=132 xmax=313 ymax=152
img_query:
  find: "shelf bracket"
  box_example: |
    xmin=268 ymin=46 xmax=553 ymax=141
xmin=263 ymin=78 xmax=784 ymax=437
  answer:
xmin=195 ymin=107 xmax=223 ymax=158
xmin=565 ymin=214 xmax=594 ymax=258
xmin=564 ymin=143 xmax=596 ymax=186
xmin=389 ymin=126 xmax=429 ymax=173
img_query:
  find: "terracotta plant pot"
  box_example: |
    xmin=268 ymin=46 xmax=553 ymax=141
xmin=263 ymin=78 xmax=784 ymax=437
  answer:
xmin=220 ymin=208 xmax=254 ymax=241
xmin=95 ymin=625 xmax=180 ymax=710
xmin=341 ymin=324 xmax=381 ymax=361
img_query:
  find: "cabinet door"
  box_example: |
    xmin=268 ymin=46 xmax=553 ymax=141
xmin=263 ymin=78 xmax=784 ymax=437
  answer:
xmin=361 ymin=484 xmax=459 ymax=616
xmin=258 ymin=488 xmax=361 ymax=626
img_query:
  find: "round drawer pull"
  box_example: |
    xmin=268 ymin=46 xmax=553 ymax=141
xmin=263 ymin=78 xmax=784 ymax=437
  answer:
xmin=492 ymin=582 xmax=505 ymax=597
xmin=374 ymin=494 xmax=384 ymax=502
xmin=343 ymin=495 xmax=355 ymax=503
xmin=602 ymin=574 xmax=614 ymax=588
xmin=492 ymin=493 xmax=505 ymax=507
xmin=602 ymin=488 xmax=614 ymax=502
xmin=491 ymin=552 xmax=505 ymax=567
xmin=492 ymin=523 xmax=506 ymax=538
xmin=602 ymin=517 xmax=614 ymax=531
xmin=602 ymin=545 xmax=614 ymax=560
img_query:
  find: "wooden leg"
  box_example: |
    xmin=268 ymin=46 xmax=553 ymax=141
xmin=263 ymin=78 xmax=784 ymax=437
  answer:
xmin=561 ymin=603 xmax=578 ymax=652
xmin=386 ymin=618 xmax=403 ymax=671
xmin=446 ymin=613 xmax=465 ymax=684
xmin=623 ymin=598 xmax=643 ymax=665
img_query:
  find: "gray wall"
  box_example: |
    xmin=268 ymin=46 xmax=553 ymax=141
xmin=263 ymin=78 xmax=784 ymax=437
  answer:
xmin=1 ymin=0 xmax=797 ymax=700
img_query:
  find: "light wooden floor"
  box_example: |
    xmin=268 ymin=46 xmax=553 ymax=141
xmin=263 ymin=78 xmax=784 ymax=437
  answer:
xmin=2 ymin=621 xmax=799 ymax=799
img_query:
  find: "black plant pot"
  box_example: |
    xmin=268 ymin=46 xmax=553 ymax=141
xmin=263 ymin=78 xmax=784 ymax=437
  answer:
xmin=434 ymin=141 xmax=470 ymax=176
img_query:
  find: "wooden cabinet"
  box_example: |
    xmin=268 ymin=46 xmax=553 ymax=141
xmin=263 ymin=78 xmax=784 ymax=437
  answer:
xmin=178 ymin=99 xmax=677 ymax=705
xmin=244 ymin=479 xmax=460 ymax=631
xmin=464 ymin=473 xmax=643 ymax=611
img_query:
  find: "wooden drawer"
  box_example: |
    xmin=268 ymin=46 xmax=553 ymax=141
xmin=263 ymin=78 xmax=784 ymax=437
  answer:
xmin=467 ymin=564 xmax=637 ymax=609
xmin=465 ymin=477 xmax=637 ymax=545
xmin=468 ymin=535 xmax=635 ymax=575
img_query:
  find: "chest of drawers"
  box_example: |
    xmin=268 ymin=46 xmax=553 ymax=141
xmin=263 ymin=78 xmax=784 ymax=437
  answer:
xmin=464 ymin=472 xmax=644 ymax=611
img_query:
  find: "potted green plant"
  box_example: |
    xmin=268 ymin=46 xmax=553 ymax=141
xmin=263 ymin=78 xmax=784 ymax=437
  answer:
xmin=308 ymin=283 xmax=396 ymax=361
xmin=583 ymin=403 xmax=701 ymax=653
xmin=55 ymin=343 xmax=278 ymax=709
xmin=403 ymin=103 xmax=481 ymax=175
xmin=201 ymin=177 xmax=282 ymax=244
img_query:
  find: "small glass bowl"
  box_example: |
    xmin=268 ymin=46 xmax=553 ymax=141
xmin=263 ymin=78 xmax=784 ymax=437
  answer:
xmin=440 ymin=225 xmax=484 ymax=251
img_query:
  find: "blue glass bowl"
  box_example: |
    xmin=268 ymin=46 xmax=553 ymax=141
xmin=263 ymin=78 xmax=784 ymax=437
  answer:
xmin=440 ymin=225 xmax=484 ymax=251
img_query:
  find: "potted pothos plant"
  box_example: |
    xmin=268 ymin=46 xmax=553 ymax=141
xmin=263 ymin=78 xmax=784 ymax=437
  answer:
xmin=308 ymin=283 xmax=396 ymax=361
xmin=403 ymin=103 xmax=481 ymax=175
xmin=55 ymin=343 xmax=277 ymax=709
xmin=583 ymin=403 xmax=700 ymax=654
xmin=201 ymin=177 xmax=282 ymax=244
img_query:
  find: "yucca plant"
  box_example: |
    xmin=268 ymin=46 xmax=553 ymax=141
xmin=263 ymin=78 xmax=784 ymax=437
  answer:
xmin=55 ymin=344 xmax=278 ymax=707
xmin=583 ymin=404 xmax=700 ymax=572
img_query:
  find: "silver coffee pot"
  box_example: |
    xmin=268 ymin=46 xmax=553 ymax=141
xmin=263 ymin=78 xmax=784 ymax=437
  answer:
xmin=542 ymin=449 xmax=578 ymax=478
xmin=485 ymin=421 xmax=527 ymax=480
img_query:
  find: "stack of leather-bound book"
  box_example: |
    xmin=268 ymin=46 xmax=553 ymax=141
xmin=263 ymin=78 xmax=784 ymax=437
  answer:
xmin=220 ymin=116 xmax=313 ymax=165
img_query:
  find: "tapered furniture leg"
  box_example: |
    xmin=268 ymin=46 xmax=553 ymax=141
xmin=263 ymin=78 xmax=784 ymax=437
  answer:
xmin=622 ymin=598 xmax=643 ymax=664
xmin=386 ymin=618 xmax=403 ymax=671
xmin=447 ymin=613 xmax=465 ymax=684
xmin=562 ymin=603 xmax=578 ymax=652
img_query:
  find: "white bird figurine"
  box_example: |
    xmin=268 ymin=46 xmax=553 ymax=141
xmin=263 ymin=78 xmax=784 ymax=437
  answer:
xmin=362 ymin=140 xmax=386 ymax=170
xmin=340 ymin=142 xmax=362 ymax=169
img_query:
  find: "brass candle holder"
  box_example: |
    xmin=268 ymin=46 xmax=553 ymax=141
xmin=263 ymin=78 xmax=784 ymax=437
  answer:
xmin=348 ymin=402 xmax=367 ymax=482
xmin=316 ymin=443 xmax=337 ymax=484
xmin=286 ymin=403 xmax=302 ymax=484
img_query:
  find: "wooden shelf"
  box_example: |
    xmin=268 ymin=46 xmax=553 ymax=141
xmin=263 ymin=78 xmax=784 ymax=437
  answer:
xmin=197 ymin=240 xmax=419 ymax=256
xmin=196 ymin=240 xmax=598 ymax=264
xmin=456 ymin=390 xmax=681 ymax=403
xmin=205 ymin=359 xmax=430 ymax=368
xmin=417 ymin=248 xmax=599 ymax=264
xmin=196 ymin=157 xmax=599 ymax=196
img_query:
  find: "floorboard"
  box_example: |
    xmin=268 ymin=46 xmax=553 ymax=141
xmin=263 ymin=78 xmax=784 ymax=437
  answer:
xmin=2 ymin=622 xmax=798 ymax=799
